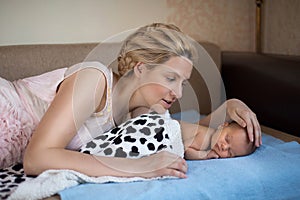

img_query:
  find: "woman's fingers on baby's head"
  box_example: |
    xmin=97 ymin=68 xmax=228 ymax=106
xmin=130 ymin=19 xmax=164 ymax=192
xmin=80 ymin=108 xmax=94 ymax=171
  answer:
xmin=230 ymin=111 xmax=245 ymax=127
xmin=252 ymin=114 xmax=261 ymax=147
xmin=245 ymin=120 xmax=254 ymax=143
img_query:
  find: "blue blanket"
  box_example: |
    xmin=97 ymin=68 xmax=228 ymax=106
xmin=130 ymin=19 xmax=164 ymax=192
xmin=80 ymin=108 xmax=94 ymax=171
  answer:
xmin=59 ymin=111 xmax=300 ymax=200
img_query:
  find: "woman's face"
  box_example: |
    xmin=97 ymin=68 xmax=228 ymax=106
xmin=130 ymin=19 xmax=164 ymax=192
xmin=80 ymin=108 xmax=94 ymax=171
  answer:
xmin=135 ymin=56 xmax=193 ymax=113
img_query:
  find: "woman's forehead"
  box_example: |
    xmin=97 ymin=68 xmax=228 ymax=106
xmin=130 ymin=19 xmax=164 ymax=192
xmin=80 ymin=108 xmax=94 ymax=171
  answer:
xmin=155 ymin=57 xmax=193 ymax=79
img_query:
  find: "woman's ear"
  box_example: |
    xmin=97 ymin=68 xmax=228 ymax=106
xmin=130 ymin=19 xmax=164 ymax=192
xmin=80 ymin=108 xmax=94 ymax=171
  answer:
xmin=133 ymin=62 xmax=145 ymax=78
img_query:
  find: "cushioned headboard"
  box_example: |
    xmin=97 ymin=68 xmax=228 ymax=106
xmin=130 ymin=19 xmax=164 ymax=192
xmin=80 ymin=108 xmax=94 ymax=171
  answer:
xmin=0 ymin=42 xmax=221 ymax=114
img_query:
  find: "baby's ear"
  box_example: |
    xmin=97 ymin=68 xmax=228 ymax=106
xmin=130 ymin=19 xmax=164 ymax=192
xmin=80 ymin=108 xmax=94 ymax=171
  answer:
xmin=223 ymin=122 xmax=229 ymax=126
xmin=218 ymin=122 xmax=229 ymax=129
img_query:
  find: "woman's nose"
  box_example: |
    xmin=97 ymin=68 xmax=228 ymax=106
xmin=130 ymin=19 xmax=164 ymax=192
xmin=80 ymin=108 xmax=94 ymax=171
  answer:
xmin=170 ymin=85 xmax=182 ymax=99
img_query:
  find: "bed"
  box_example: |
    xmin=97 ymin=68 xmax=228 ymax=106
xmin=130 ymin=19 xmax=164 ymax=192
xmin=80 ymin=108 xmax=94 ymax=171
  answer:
xmin=59 ymin=133 xmax=300 ymax=200
xmin=2 ymin=110 xmax=300 ymax=200
xmin=1 ymin=43 xmax=299 ymax=200
xmin=57 ymin=111 xmax=300 ymax=200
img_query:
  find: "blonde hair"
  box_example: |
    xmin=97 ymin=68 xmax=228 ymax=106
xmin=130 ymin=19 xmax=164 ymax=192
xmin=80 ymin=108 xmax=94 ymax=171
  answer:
xmin=118 ymin=23 xmax=195 ymax=76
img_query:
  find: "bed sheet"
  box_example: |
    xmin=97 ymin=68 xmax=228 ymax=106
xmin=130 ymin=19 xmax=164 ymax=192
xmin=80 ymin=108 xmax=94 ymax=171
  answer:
xmin=59 ymin=110 xmax=300 ymax=200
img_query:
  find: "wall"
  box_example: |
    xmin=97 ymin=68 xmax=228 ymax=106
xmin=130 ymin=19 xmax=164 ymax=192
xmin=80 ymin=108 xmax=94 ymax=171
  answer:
xmin=0 ymin=0 xmax=170 ymax=45
xmin=166 ymin=0 xmax=256 ymax=52
xmin=0 ymin=0 xmax=298 ymax=55
xmin=0 ymin=0 xmax=256 ymax=52
xmin=263 ymin=0 xmax=300 ymax=55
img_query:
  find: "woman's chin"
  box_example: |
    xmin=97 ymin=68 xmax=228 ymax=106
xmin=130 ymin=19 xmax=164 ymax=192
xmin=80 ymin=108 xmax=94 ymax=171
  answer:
xmin=149 ymin=104 xmax=167 ymax=114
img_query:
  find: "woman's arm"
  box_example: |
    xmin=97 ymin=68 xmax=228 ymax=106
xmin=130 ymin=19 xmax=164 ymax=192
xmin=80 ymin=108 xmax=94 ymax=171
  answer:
xmin=198 ymin=98 xmax=262 ymax=147
xmin=24 ymin=68 xmax=187 ymax=178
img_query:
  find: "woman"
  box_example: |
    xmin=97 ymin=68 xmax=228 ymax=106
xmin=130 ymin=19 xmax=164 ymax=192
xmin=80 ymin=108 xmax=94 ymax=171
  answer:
xmin=0 ymin=23 xmax=261 ymax=178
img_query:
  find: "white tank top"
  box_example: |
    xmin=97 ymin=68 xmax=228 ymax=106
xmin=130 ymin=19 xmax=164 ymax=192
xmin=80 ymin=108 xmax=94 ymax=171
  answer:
xmin=64 ymin=62 xmax=116 ymax=150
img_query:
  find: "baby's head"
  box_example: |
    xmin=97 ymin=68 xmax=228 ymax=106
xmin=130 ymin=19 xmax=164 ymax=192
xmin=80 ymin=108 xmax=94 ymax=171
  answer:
xmin=210 ymin=122 xmax=256 ymax=158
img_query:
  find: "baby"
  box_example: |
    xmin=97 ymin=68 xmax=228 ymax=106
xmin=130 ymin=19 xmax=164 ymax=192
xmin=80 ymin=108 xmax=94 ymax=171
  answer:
xmin=184 ymin=122 xmax=257 ymax=160
xmin=79 ymin=112 xmax=184 ymax=159
xmin=80 ymin=110 xmax=256 ymax=161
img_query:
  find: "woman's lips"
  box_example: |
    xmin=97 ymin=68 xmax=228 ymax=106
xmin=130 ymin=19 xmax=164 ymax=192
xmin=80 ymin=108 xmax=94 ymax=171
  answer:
xmin=161 ymin=99 xmax=173 ymax=109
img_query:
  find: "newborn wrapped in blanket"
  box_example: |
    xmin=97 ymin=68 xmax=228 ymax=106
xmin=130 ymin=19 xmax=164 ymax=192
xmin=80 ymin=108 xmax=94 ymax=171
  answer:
xmin=79 ymin=112 xmax=184 ymax=158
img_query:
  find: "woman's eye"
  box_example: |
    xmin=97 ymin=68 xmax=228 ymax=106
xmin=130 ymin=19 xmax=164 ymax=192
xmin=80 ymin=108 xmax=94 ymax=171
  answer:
xmin=166 ymin=77 xmax=175 ymax=82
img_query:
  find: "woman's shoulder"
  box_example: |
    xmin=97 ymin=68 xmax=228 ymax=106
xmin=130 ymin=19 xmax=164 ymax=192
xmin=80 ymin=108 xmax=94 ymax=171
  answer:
xmin=65 ymin=61 xmax=112 ymax=79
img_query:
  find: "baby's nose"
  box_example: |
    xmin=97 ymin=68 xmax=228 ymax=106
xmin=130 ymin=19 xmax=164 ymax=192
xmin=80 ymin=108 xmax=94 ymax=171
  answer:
xmin=221 ymin=143 xmax=229 ymax=151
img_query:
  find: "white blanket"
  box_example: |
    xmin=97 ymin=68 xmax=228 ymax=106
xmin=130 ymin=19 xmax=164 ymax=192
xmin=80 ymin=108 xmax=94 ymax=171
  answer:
xmin=8 ymin=169 xmax=177 ymax=200
xmin=9 ymin=116 xmax=184 ymax=200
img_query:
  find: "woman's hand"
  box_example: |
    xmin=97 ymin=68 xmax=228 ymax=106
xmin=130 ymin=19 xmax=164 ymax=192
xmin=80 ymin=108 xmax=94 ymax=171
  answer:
xmin=225 ymin=99 xmax=262 ymax=147
xmin=94 ymin=151 xmax=188 ymax=179
xmin=140 ymin=151 xmax=188 ymax=179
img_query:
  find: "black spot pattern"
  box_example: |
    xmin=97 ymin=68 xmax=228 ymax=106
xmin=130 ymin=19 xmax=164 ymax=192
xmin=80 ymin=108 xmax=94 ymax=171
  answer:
xmin=104 ymin=148 xmax=113 ymax=155
xmin=82 ymin=150 xmax=91 ymax=154
xmin=108 ymin=136 xmax=116 ymax=141
xmin=149 ymin=115 xmax=161 ymax=120
xmin=78 ymin=112 xmax=176 ymax=169
xmin=157 ymin=144 xmax=167 ymax=151
xmin=140 ymin=127 xmax=151 ymax=135
xmin=110 ymin=127 xmax=121 ymax=134
xmin=113 ymin=135 xmax=123 ymax=145
xmin=140 ymin=138 xmax=147 ymax=144
xmin=126 ymin=126 xmax=137 ymax=134
xmin=15 ymin=177 xmax=26 ymax=183
xmin=129 ymin=146 xmax=140 ymax=157
xmin=12 ymin=164 xmax=23 ymax=171
xmin=115 ymin=147 xmax=127 ymax=158
xmin=0 ymin=163 xmax=33 ymax=199
xmin=86 ymin=141 xmax=96 ymax=148
xmin=147 ymin=123 xmax=157 ymax=127
xmin=99 ymin=142 xmax=110 ymax=148
xmin=154 ymin=127 xmax=165 ymax=142
xmin=0 ymin=174 xmax=8 ymax=179
xmin=147 ymin=143 xmax=155 ymax=151
xmin=95 ymin=135 xmax=108 ymax=141
xmin=158 ymin=119 xmax=164 ymax=125
xmin=124 ymin=136 xmax=136 ymax=143
xmin=133 ymin=119 xmax=147 ymax=125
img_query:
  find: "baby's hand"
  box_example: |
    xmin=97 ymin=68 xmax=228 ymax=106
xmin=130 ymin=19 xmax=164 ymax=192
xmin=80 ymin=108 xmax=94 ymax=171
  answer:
xmin=206 ymin=150 xmax=219 ymax=159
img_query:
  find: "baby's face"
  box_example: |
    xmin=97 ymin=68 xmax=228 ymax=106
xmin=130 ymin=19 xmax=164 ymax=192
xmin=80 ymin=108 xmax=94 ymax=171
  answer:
xmin=211 ymin=123 xmax=253 ymax=158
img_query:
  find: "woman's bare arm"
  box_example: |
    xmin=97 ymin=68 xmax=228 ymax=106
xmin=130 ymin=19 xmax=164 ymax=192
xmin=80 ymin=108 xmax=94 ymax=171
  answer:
xmin=24 ymin=68 xmax=187 ymax=178
xmin=24 ymin=68 xmax=107 ymax=175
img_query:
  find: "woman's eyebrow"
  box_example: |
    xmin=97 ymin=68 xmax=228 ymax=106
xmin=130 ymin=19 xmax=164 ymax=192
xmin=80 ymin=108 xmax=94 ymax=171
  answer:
xmin=164 ymin=70 xmax=189 ymax=80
